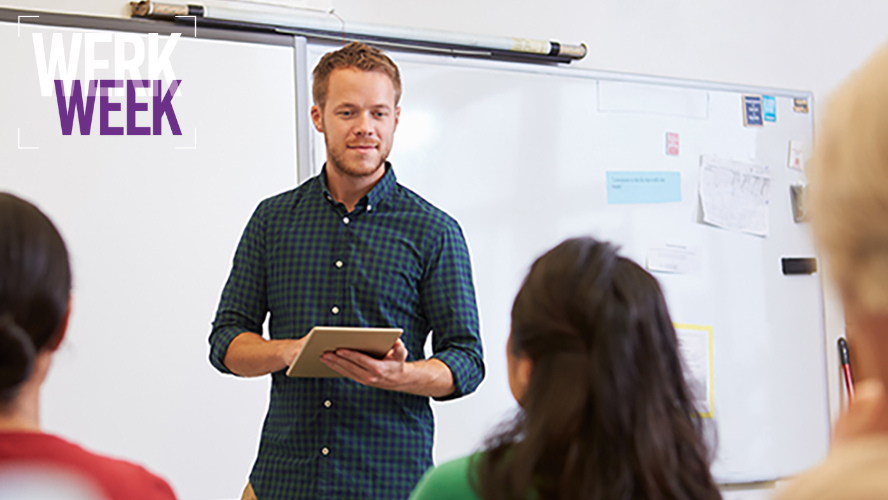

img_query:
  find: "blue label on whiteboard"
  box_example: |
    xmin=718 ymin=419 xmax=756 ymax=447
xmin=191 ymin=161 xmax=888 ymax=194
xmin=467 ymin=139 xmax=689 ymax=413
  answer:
xmin=606 ymin=171 xmax=682 ymax=204
xmin=743 ymin=95 xmax=763 ymax=126
xmin=763 ymin=95 xmax=777 ymax=122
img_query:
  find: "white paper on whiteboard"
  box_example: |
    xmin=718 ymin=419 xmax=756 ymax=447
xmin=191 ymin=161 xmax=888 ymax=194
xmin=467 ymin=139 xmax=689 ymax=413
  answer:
xmin=699 ymin=155 xmax=772 ymax=237
xmin=788 ymin=140 xmax=805 ymax=171
xmin=647 ymin=244 xmax=700 ymax=274
xmin=675 ymin=324 xmax=714 ymax=418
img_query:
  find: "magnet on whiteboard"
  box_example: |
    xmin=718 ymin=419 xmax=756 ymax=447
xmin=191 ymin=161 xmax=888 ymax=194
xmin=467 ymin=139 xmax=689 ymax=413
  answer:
xmin=763 ymin=95 xmax=777 ymax=122
xmin=743 ymin=95 xmax=764 ymax=127
xmin=790 ymin=184 xmax=807 ymax=222
xmin=788 ymin=141 xmax=805 ymax=171
xmin=666 ymin=132 xmax=679 ymax=156
xmin=782 ymin=257 xmax=817 ymax=275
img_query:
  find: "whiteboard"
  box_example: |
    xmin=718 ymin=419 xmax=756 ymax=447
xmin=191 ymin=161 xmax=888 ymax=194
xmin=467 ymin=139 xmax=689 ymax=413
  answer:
xmin=303 ymin=41 xmax=830 ymax=483
xmin=1 ymin=11 xmax=297 ymax=499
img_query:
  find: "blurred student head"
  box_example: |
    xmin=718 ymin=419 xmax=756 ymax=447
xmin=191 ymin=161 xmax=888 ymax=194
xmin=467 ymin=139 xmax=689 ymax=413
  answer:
xmin=766 ymin=41 xmax=888 ymax=500
xmin=810 ymin=42 xmax=888 ymax=318
xmin=0 ymin=192 xmax=176 ymax=500
xmin=0 ymin=192 xmax=71 ymax=408
xmin=809 ymin=41 xmax=888 ymax=394
xmin=479 ymin=237 xmax=719 ymax=500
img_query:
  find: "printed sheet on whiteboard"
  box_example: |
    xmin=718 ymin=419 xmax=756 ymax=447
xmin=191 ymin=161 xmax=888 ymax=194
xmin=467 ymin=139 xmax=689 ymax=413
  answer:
xmin=698 ymin=155 xmax=772 ymax=237
xmin=675 ymin=323 xmax=714 ymax=418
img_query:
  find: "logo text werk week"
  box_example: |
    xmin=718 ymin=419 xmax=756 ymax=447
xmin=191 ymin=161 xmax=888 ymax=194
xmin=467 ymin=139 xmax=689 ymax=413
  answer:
xmin=33 ymin=32 xmax=183 ymax=135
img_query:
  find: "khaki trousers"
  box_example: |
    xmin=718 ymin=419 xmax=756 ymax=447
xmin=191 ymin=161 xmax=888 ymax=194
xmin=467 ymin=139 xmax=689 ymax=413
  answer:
xmin=240 ymin=482 xmax=258 ymax=500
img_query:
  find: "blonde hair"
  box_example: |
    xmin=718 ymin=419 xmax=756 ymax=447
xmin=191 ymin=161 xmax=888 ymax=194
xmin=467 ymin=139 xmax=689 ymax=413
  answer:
xmin=311 ymin=41 xmax=401 ymax=110
xmin=811 ymin=41 xmax=888 ymax=313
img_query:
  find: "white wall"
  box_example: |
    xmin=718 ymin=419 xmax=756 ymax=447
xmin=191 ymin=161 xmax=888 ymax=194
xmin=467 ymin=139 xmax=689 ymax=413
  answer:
xmin=3 ymin=0 xmax=880 ymax=496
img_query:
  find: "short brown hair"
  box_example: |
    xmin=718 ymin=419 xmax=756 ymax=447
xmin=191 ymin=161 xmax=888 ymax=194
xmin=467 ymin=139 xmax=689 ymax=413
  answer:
xmin=811 ymin=41 xmax=888 ymax=313
xmin=312 ymin=42 xmax=401 ymax=110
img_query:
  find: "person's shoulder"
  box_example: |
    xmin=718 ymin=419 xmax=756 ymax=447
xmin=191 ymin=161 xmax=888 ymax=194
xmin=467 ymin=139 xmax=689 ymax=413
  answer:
xmin=774 ymin=437 xmax=888 ymax=500
xmin=256 ymin=180 xmax=315 ymax=214
xmin=409 ymin=454 xmax=480 ymax=500
xmin=393 ymin=184 xmax=459 ymax=226
xmin=0 ymin=432 xmax=176 ymax=500
xmin=390 ymin=184 xmax=465 ymax=246
xmin=51 ymin=434 xmax=177 ymax=500
xmin=83 ymin=451 xmax=177 ymax=500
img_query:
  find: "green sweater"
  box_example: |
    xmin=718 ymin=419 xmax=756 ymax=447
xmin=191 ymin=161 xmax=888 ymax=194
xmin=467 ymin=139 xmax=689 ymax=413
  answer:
xmin=409 ymin=454 xmax=481 ymax=500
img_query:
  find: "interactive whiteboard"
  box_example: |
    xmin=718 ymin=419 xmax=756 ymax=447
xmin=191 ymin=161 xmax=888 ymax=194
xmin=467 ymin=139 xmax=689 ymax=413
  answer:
xmin=301 ymin=41 xmax=829 ymax=484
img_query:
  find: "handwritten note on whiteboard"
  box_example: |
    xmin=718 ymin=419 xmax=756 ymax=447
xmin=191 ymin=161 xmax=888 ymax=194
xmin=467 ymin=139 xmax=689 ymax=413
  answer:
xmin=698 ymin=156 xmax=771 ymax=236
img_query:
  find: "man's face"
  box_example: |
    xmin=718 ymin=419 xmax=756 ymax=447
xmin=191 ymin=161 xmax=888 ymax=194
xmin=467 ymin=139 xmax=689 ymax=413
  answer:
xmin=311 ymin=67 xmax=400 ymax=179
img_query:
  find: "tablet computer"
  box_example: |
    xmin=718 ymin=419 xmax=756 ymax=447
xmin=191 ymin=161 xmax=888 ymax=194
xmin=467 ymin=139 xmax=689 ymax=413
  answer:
xmin=285 ymin=326 xmax=403 ymax=378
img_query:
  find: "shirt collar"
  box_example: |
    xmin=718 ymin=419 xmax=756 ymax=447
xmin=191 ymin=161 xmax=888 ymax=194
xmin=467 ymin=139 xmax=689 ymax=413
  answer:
xmin=318 ymin=162 xmax=397 ymax=210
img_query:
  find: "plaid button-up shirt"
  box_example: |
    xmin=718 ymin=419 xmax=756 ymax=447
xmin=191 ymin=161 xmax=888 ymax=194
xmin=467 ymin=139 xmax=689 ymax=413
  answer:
xmin=210 ymin=164 xmax=484 ymax=499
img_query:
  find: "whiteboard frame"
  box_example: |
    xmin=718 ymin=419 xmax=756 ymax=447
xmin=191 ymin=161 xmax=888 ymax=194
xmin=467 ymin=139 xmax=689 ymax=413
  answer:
xmin=294 ymin=38 xmax=814 ymax=183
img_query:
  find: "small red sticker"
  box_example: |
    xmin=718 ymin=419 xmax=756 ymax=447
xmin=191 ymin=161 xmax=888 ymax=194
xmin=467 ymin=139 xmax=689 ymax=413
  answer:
xmin=666 ymin=132 xmax=679 ymax=156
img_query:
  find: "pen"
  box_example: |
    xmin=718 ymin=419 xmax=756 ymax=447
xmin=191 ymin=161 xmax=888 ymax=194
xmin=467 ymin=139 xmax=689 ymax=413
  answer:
xmin=838 ymin=337 xmax=854 ymax=401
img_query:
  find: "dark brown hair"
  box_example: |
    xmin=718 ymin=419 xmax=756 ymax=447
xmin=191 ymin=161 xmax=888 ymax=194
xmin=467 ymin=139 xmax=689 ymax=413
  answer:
xmin=0 ymin=193 xmax=71 ymax=404
xmin=475 ymin=237 xmax=720 ymax=500
xmin=312 ymin=41 xmax=402 ymax=109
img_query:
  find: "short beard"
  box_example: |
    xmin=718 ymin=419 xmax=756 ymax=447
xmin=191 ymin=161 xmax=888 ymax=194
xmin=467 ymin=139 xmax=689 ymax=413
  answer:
xmin=325 ymin=136 xmax=389 ymax=179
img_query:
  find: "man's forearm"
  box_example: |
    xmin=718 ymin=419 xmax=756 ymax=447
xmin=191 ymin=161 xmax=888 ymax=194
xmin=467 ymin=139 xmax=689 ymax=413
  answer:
xmin=400 ymin=358 xmax=455 ymax=398
xmin=224 ymin=332 xmax=302 ymax=377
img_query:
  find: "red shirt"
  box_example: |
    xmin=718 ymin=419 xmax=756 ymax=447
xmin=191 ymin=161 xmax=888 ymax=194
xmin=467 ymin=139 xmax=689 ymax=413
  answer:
xmin=0 ymin=431 xmax=176 ymax=500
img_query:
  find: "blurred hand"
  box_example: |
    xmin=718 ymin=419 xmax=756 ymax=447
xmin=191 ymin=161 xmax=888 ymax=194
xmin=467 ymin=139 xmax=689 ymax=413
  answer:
xmin=834 ymin=379 xmax=888 ymax=445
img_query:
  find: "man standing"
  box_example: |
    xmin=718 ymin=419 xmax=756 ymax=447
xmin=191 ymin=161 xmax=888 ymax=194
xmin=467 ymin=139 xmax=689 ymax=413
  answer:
xmin=209 ymin=42 xmax=484 ymax=500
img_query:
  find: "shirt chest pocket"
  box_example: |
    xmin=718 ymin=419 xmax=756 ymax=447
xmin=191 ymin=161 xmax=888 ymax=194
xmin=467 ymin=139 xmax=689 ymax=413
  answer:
xmin=351 ymin=236 xmax=423 ymax=319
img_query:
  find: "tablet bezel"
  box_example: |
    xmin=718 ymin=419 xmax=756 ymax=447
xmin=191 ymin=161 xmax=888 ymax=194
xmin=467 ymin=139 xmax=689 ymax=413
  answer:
xmin=285 ymin=326 xmax=403 ymax=378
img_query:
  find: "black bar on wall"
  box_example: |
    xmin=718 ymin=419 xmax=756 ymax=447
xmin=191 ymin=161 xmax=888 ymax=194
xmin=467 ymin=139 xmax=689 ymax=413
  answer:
xmin=0 ymin=6 xmax=293 ymax=46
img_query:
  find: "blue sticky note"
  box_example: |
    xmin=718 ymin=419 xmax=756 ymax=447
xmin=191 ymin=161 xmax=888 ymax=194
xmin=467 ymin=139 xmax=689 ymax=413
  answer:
xmin=762 ymin=95 xmax=777 ymax=122
xmin=606 ymin=171 xmax=682 ymax=204
xmin=743 ymin=95 xmax=763 ymax=126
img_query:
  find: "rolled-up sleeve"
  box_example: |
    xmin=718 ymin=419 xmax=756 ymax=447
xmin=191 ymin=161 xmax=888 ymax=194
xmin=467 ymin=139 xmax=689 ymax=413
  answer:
xmin=421 ymin=222 xmax=485 ymax=401
xmin=208 ymin=202 xmax=269 ymax=374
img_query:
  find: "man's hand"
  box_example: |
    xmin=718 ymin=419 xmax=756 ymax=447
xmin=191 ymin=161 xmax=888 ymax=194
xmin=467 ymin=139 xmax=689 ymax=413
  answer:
xmin=320 ymin=339 xmax=455 ymax=397
xmin=320 ymin=339 xmax=409 ymax=389
xmin=275 ymin=338 xmax=304 ymax=367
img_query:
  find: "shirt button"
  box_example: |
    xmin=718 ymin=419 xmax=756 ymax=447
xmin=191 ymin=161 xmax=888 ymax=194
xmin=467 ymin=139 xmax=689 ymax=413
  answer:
xmin=324 ymin=400 xmax=332 ymax=408
xmin=335 ymin=260 xmax=343 ymax=268
xmin=331 ymin=306 xmax=340 ymax=315
xmin=321 ymin=447 xmax=329 ymax=456
xmin=367 ymin=204 xmax=372 ymax=212
xmin=342 ymin=217 xmax=350 ymax=225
